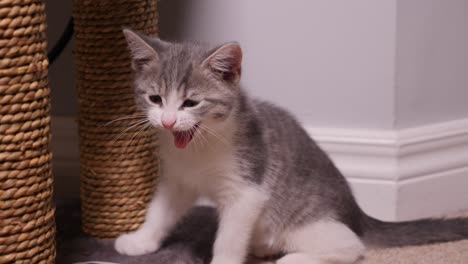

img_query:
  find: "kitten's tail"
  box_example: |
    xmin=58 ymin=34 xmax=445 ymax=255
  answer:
xmin=360 ymin=214 xmax=468 ymax=248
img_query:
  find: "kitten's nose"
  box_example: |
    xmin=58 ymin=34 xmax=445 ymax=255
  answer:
xmin=162 ymin=112 xmax=176 ymax=129
xmin=162 ymin=119 xmax=176 ymax=129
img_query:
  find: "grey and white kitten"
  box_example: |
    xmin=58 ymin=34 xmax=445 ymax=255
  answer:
xmin=115 ymin=29 xmax=468 ymax=264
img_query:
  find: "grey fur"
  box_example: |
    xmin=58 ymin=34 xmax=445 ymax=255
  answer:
xmin=362 ymin=216 xmax=468 ymax=248
xmin=123 ymin=29 xmax=239 ymax=122
xmin=123 ymin=29 xmax=468 ymax=263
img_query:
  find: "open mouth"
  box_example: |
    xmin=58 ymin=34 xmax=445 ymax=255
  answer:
xmin=172 ymin=122 xmax=200 ymax=149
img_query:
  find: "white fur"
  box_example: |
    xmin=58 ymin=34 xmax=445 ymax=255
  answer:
xmin=278 ymin=221 xmax=365 ymax=264
xmin=115 ymin=179 xmax=196 ymax=255
xmin=248 ymin=220 xmax=365 ymax=264
xmin=211 ymin=186 xmax=267 ymax=264
xmin=250 ymin=213 xmax=286 ymax=258
xmin=114 ymin=230 xmax=159 ymax=256
xmin=115 ymin=109 xmax=270 ymax=264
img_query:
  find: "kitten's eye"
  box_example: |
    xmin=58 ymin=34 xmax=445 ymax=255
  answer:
xmin=182 ymin=99 xmax=199 ymax=108
xmin=149 ymin=95 xmax=162 ymax=105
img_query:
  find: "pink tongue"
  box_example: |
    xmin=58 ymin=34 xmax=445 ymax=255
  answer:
xmin=173 ymin=131 xmax=193 ymax=149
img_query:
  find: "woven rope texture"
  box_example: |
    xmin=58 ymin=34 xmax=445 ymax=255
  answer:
xmin=72 ymin=0 xmax=159 ymax=238
xmin=0 ymin=0 xmax=56 ymax=263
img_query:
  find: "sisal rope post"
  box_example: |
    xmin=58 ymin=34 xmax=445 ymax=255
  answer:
xmin=0 ymin=0 xmax=56 ymax=263
xmin=72 ymin=0 xmax=159 ymax=238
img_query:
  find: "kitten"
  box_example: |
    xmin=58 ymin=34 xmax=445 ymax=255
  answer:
xmin=115 ymin=29 xmax=468 ymax=264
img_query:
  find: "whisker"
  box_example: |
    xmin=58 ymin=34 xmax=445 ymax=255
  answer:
xmin=101 ymin=114 xmax=147 ymax=127
xmin=110 ymin=119 xmax=149 ymax=144
xmin=198 ymin=124 xmax=229 ymax=146
xmin=197 ymin=126 xmax=215 ymax=151
xmin=194 ymin=126 xmax=206 ymax=151
xmin=124 ymin=121 xmax=151 ymax=152
xmin=195 ymin=131 xmax=203 ymax=151
xmin=198 ymin=128 xmax=209 ymax=146
xmin=198 ymin=124 xmax=227 ymax=140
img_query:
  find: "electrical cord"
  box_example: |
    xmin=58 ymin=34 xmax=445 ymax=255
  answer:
xmin=47 ymin=17 xmax=74 ymax=65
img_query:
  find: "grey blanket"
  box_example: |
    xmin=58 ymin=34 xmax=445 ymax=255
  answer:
xmin=55 ymin=200 xmax=217 ymax=264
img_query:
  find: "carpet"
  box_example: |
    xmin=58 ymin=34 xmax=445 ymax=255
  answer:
xmin=55 ymin=200 xmax=468 ymax=264
xmin=362 ymin=210 xmax=468 ymax=264
xmin=55 ymin=200 xmax=216 ymax=264
xmin=363 ymin=240 xmax=468 ymax=264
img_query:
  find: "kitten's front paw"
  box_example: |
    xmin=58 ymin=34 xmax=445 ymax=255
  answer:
xmin=114 ymin=231 xmax=160 ymax=256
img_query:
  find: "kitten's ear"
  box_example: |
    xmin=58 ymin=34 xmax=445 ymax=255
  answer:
xmin=202 ymin=42 xmax=242 ymax=83
xmin=123 ymin=29 xmax=160 ymax=71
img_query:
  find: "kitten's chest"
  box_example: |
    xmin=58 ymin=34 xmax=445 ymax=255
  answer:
xmin=161 ymin=146 xmax=237 ymax=192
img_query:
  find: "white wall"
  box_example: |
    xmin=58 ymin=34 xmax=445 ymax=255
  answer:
xmin=159 ymin=0 xmax=398 ymax=129
xmin=395 ymin=0 xmax=468 ymax=129
xmin=158 ymin=0 xmax=468 ymax=221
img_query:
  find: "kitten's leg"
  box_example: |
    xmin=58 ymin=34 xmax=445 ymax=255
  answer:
xmin=115 ymin=180 xmax=195 ymax=256
xmin=277 ymin=221 xmax=365 ymax=264
xmin=210 ymin=187 xmax=267 ymax=264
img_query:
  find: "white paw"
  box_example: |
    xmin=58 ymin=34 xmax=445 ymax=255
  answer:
xmin=114 ymin=231 xmax=160 ymax=256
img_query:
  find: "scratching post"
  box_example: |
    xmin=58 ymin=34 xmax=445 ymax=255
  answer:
xmin=0 ymin=0 xmax=55 ymax=263
xmin=72 ymin=0 xmax=159 ymax=238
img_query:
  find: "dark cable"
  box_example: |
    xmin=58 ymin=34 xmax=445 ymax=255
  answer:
xmin=48 ymin=17 xmax=74 ymax=65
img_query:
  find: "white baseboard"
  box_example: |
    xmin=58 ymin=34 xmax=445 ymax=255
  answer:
xmin=51 ymin=116 xmax=468 ymax=221
xmin=308 ymin=118 xmax=468 ymax=221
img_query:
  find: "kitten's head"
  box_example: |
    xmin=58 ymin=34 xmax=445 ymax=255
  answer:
xmin=123 ymin=29 xmax=242 ymax=149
